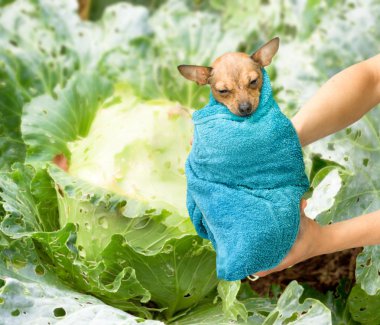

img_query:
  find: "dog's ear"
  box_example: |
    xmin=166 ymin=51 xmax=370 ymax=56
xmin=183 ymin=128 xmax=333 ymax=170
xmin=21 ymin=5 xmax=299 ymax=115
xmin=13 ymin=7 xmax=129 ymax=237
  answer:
xmin=251 ymin=37 xmax=280 ymax=67
xmin=177 ymin=65 xmax=212 ymax=85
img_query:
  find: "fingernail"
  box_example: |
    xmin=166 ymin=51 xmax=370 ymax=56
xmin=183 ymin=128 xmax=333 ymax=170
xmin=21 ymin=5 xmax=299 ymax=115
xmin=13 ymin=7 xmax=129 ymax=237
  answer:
xmin=247 ymin=274 xmax=260 ymax=281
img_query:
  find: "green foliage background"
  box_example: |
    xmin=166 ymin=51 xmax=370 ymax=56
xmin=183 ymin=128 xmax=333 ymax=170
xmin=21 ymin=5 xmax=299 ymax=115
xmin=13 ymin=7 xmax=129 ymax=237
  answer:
xmin=0 ymin=0 xmax=379 ymax=324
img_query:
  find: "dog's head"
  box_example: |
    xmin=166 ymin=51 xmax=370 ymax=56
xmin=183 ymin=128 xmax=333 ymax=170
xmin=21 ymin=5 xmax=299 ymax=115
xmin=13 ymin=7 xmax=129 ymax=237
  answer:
xmin=178 ymin=37 xmax=279 ymax=117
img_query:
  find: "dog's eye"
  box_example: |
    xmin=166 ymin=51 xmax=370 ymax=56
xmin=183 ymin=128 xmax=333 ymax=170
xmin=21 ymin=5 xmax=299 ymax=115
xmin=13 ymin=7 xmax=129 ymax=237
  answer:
xmin=250 ymin=79 xmax=258 ymax=87
xmin=218 ymin=89 xmax=229 ymax=94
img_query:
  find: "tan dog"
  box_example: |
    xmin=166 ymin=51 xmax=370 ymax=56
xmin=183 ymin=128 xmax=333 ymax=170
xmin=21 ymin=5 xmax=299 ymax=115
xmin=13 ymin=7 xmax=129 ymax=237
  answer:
xmin=177 ymin=37 xmax=280 ymax=117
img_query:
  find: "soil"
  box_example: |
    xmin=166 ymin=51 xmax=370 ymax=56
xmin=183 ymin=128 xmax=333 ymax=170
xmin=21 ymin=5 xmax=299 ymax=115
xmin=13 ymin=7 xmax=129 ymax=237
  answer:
xmin=244 ymin=247 xmax=363 ymax=296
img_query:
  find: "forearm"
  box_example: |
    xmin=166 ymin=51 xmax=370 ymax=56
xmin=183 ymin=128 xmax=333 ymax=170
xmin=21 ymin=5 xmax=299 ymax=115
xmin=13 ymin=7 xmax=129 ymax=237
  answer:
xmin=315 ymin=209 xmax=380 ymax=256
xmin=292 ymin=53 xmax=380 ymax=147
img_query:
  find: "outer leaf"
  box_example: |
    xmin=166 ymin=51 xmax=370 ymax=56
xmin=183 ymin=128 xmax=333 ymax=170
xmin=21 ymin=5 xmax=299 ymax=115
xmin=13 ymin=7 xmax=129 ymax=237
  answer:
xmin=304 ymin=168 xmax=343 ymax=220
xmin=0 ymin=233 xmax=163 ymax=325
xmin=0 ymin=276 xmax=164 ymax=325
xmin=348 ymin=284 xmax=380 ymax=325
xmin=0 ymin=163 xmax=59 ymax=237
xmin=99 ymin=234 xmax=217 ymax=319
xmin=0 ymin=66 xmax=26 ymax=170
xmin=300 ymin=280 xmax=358 ymax=325
xmin=262 ymin=281 xmax=332 ymax=325
xmin=44 ymin=166 xmax=218 ymax=319
xmin=169 ymin=297 xmax=275 ymax=325
xmin=0 ymin=164 xmax=156 ymax=319
xmin=355 ymin=246 xmax=380 ymax=295
xmin=0 ymin=211 xmax=162 ymax=324
xmin=31 ymin=223 xmax=158 ymax=319
xmin=48 ymin=165 xmax=193 ymax=256
xmin=22 ymin=73 xmax=112 ymax=164
xmin=0 ymin=164 xmax=43 ymax=237
xmin=30 ymin=168 xmax=60 ymax=232
xmin=216 ymin=280 xmax=248 ymax=322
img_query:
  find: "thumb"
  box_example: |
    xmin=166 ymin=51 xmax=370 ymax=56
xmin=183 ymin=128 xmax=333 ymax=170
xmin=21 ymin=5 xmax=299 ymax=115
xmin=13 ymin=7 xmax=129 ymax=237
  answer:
xmin=300 ymin=198 xmax=308 ymax=210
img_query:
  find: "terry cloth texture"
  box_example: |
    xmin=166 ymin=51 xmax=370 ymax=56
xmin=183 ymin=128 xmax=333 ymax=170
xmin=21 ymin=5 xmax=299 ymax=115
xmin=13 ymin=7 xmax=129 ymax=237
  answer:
xmin=185 ymin=67 xmax=310 ymax=281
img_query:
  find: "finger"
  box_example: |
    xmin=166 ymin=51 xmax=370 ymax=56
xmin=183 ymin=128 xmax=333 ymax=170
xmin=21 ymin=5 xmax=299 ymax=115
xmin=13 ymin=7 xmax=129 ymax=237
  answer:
xmin=300 ymin=198 xmax=308 ymax=210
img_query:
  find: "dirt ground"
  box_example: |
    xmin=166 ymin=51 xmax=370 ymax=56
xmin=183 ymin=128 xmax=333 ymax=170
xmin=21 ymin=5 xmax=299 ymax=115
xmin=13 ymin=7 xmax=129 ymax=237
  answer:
xmin=245 ymin=247 xmax=363 ymax=296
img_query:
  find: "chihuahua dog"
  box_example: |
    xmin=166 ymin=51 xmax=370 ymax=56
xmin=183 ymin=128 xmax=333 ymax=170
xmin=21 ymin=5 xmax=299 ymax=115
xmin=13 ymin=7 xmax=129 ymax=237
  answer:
xmin=177 ymin=37 xmax=279 ymax=117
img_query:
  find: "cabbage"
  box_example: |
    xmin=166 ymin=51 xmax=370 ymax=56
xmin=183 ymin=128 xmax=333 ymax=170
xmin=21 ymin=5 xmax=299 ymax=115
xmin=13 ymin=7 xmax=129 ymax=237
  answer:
xmin=1 ymin=0 xmax=380 ymax=323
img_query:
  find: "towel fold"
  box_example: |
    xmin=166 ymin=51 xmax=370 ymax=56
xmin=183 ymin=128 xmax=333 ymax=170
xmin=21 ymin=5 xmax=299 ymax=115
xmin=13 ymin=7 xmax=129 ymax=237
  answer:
xmin=185 ymin=67 xmax=310 ymax=281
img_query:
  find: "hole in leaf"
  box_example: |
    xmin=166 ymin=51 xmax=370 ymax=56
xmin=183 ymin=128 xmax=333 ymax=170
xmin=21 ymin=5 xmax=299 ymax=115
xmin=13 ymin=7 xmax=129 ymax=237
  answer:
xmin=78 ymin=245 xmax=86 ymax=259
xmin=0 ymin=278 xmax=4 ymax=288
xmin=353 ymin=130 xmax=362 ymax=140
xmin=184 ymin=293 xmax=191 ymax=297
xmin=366 ymin=258 xmax=372 ymax=266
xmin=360 ymin=307 xmax=366 ymax=312
xmin=35 ymin=264 xmax=45 ymax=275
xmin=53 ymin=307 xmax=66 ymax=317
xmin=362 ymin=158 xmax=369 ymax=167
xmin=98 ymin=216 xmax=108 ymax=229
xmin=11 ymin=309 xmax=20 ymax=316
xmin=0 ymin=297 xmax=4 ymax=304
xmin=285 ymin=312 xmax=298 ymax=322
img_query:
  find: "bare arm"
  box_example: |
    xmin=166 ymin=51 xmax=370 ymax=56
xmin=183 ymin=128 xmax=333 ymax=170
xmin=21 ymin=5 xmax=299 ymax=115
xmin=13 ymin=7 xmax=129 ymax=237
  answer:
xmin=292 ymin=53 xmax=380 ymax=147
xmin=318 ymin=208 xmax=380 ymax=255
xmin=254 ymin=200 xmax=380 ymax=277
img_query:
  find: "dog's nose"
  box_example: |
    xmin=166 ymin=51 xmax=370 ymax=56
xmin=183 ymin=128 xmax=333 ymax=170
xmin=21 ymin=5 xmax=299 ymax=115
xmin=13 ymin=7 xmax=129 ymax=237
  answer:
xmin=238 ymin=102 xmax=252 ymax=116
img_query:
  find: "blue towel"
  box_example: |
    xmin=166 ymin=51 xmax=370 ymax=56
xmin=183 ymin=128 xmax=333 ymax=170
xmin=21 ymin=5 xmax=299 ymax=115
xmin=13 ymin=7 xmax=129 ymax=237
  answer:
xmin=185 ymin=67 xmax=310 ymax=281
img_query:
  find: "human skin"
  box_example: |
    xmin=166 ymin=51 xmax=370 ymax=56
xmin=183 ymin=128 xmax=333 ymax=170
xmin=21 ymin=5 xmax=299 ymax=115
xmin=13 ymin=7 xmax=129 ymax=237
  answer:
xmin=254 ymin=53 xmax=380 ymax=277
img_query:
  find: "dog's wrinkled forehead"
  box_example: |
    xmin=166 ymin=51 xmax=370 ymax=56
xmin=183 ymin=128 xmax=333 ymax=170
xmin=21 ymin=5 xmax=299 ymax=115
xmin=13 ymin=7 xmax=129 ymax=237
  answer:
xmin=209 ymin=53 xmax=262 ymax=88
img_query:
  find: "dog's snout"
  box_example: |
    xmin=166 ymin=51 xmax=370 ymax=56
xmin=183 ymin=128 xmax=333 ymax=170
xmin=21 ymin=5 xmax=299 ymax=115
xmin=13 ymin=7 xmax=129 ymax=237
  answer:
xmin=238 ymin=102 xmax=252 ymax=116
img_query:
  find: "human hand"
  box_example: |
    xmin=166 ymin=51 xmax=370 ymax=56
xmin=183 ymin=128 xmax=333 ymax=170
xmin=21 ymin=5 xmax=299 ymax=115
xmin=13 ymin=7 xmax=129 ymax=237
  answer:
xmin=252 ymin=198 xmax=323 ymax=277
